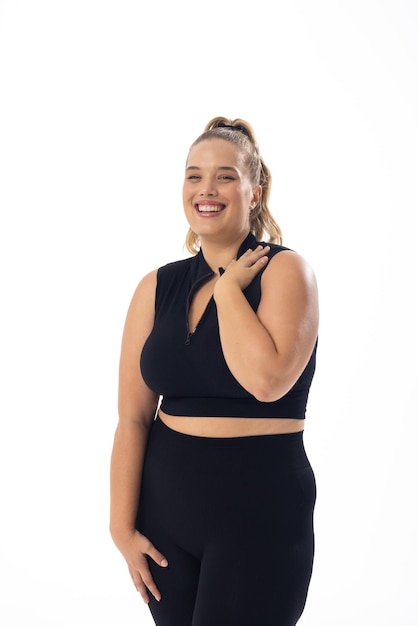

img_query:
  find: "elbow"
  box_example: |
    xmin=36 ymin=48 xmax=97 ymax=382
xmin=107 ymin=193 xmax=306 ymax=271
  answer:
xmin=250 ymin=374 xmax=287 ymax=404
xmin=252 ymin=388 xmax=283 ymax=403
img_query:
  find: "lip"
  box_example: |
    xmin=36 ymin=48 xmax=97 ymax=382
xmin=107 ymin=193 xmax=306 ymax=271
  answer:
xmin=194 ymin=201 xmax=226 ymax=209
xmin=195 ymin=200 xmax=226 ymax=207
xmin=194 ymin=202 xmax=226 ymax=217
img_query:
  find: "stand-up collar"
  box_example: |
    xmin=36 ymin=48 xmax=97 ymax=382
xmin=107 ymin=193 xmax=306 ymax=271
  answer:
xmin=192 ymin=232 xmax=259 ymax=282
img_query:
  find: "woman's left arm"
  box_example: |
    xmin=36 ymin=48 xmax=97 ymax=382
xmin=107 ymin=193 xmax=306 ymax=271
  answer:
xmin=213 ymin=246 xmax=319 ymax=402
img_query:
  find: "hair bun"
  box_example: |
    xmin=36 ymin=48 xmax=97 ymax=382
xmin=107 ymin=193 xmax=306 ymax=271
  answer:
xmin=215 ymin=120 xmax=249 ymax=137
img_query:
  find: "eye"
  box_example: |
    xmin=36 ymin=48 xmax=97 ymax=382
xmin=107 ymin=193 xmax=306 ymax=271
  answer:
xmin=186 ymin=175 xmax=201 ymax=181
xmin=219 ymin=175 xmax=235 ymax=181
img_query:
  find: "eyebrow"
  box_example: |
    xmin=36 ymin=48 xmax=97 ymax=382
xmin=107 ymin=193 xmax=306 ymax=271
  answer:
xmin=185 ymin=166 xmax=238 ymax=172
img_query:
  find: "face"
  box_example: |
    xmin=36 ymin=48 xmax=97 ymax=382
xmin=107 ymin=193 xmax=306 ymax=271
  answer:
xmin=183 ymin=138 xmax=261 ymax=246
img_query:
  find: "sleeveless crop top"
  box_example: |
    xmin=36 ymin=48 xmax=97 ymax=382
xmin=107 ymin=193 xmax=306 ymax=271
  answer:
xmin=140 ymin=232 xmax=317 ymax=418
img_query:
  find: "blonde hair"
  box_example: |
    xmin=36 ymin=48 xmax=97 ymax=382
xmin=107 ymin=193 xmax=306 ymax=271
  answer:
xmin=185 ymin=116 xmax=282 ymax=254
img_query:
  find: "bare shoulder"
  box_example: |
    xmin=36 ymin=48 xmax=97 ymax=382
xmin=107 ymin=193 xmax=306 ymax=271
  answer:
xmin=122 ymin=269 xmax=158 ymax=344
xmin=259 ymin=249 xmax=319 ymax=333
xmin=264 ymin=249 xmax=317 ymax=287
xmin=127 ymin=269 xmax=158 ymax=313
xmin=131 ymin=269 xmax=158 ymax=303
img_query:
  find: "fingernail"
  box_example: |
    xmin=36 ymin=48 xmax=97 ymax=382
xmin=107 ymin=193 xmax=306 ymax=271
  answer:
xmin=161 ymin=558 xmax=168 ymax=567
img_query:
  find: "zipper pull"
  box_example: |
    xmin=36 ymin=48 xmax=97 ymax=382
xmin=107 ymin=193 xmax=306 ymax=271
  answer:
xmin=185 ymin=326 xmax=196 ymax=345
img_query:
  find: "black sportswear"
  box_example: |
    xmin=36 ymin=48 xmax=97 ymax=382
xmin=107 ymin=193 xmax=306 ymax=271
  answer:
xmin=140 ymin=232 xmax=317 ymax=418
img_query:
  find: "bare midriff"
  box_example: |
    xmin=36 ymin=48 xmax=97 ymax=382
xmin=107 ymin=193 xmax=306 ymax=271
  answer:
xmin=159 ymin=410 xmax=304 ymax=438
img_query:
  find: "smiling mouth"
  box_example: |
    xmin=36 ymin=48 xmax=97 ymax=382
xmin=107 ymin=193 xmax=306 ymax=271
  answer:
xmin=195 ymin=204 xmax=225 ymax=213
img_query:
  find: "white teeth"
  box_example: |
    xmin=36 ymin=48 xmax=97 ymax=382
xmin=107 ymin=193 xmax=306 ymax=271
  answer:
xmin=197 ymin=205 xmax=224 ymax=212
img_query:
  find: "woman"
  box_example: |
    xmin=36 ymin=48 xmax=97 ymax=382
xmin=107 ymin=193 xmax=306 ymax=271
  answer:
xmin=110 ymin=117 xmax=319 ymax=626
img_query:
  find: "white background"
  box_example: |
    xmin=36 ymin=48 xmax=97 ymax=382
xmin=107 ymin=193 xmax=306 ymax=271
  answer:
xmin=1 ymin=1 xmax=417 ymax=624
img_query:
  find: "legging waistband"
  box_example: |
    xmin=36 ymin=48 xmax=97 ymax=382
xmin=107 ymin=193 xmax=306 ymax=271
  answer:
xmin=147 ymin=415 xmax=310 ymax=474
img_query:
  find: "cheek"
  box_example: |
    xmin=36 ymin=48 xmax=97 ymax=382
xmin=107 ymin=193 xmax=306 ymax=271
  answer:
xmin=238 ymin=179 xmax=254 ymax=199
xmin=182 ymin=189 xmax=196 ymax=215
xmin=237 ymin=187 xmax=253 ymax=209
xmin=182 ymin=184 xmax=190 ymax=204
xmin=183 ymin=181 xmax=195 ymax=199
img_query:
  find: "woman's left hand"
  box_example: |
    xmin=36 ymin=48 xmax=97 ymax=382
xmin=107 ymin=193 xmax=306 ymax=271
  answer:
xmin=216 ymin=246 xmax=270 ymax=293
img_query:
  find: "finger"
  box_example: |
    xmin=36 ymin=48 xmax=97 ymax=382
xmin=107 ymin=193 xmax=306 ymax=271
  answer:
xmin=143 ymin=541 xmax=169 ymax=568
xmin=241 ymin=246 xmax=270 ymax=264
xmin=246 ymin=252 xmax=269 ymax=277
xmin=250 ymin=245 xmax=270 ymax=260
xmin=139 ymin=540 xmax=169 ymax=603
xmin=130 ymin=561 xmax=163 ymax=603
xmin=139 ymin=563 xmax=163 ymax=603
xmin=248 ymin=256 xmax=269 ymax=274
xmin=129 ymin=566 xmax=151 ymax=604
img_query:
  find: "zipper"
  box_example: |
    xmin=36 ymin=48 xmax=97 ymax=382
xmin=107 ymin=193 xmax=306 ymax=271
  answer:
xmin=185 ymin=270 xmax=214 ymax=345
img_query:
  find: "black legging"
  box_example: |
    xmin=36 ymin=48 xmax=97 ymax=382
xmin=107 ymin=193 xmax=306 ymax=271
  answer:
xmin=137 ymin=416 xmax=316 ymax=626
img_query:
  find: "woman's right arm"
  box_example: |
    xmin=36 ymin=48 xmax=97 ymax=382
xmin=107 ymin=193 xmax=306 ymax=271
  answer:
xmin=110 ymin=269 xmax=168 ymax=604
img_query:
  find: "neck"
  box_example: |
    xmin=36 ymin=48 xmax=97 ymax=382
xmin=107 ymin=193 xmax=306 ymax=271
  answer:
xmin=199 ymin=232 xmax=251 ymax=273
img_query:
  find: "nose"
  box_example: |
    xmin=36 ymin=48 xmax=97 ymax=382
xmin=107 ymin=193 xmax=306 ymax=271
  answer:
xmin=199 ymin=176 xmax=218 ymax=196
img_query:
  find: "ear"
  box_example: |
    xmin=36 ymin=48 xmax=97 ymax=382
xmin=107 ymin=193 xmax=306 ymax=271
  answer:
xmin=251 ymin=184 xmax=262 ymax=208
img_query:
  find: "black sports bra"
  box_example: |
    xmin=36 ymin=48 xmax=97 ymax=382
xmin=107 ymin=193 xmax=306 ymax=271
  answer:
xmin=140 ymin=232 xmax=317 ymax=418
